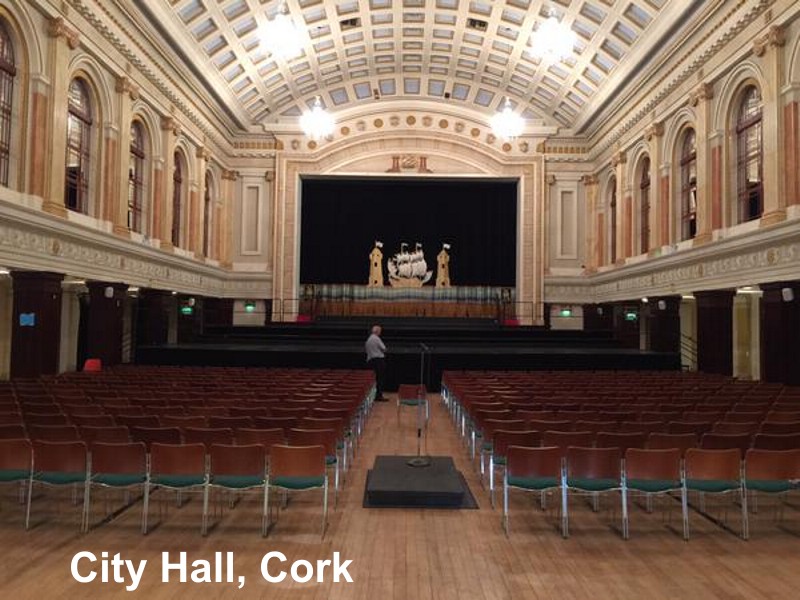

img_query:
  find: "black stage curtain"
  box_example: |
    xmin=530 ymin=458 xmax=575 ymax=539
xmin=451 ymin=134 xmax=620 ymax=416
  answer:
xmin=300 ymin=177 xmax=517 ymax=286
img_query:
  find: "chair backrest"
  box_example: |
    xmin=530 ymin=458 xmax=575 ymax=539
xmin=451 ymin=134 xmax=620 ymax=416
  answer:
xmin=253 ymin=416 xmax=297 ymax=432
xmin=0 ymin=424 xmax=27 ymax=440
xmin=210 ymin=444 xmax=265 ymax=478
xmin=744 ymin=449 xmax=800 ymax=481
xmin=0 ymin=438 xmax=32 ymax=471
xmin=129 ymin=426 xmax=182 ymax=451
xmin=712 ymin=422 xmax=760 ymax=435
xmin=505 ymin=445 xmax=561 ymax=479
xmin=668 ymin=421 xmax=714 ymax=436
xmin=566 ymin=446 xmax=621 ymax=481
xmin=311 ymin=408 xmax=351 ymax=421
xmin=182 ymin=427 xmax=234 ymax=450
xmin=79 ymin=425 xmax=130 ymax=444
xmin=270 ymin=407 xmax=311 ymax=419
xmin=482 ymin=419 xmax=527 ymax=439
xmin=149 ymin=443 xmax=206 ymax=476
xmin=28 ymin=424 xmax=80 ymax=442
xmin=116 ymin=415 xmax=160 ymax=429
xmin=700 ymin=433 xmax=752 ymax=458
xmin=287 ymin=428 xmax=337 ymax=456
xmin=228 ymin=407 xmax=269 ymax=418
xmin=269 ymin=444 xmax=326 ymax=479
xmin=751 ymin=433 xmax=800 ymax=451
xmin=684 ymin=448 xmax=741 ymax=481
xmin=625 ymin=448 xmax=681 ymax=482
xmin=760 ymin=421 xmax=800 ymax=435
xmin=516 ymin=409 xmax=558 ymax=421
xmin=161 ymin=415 xmax=207 ymax=429
xmin=24 ymin=413 xmax=69 ymax=427
xmin=492 ymin=430 xmax=541 ymax=457
xmin=236 ymin=428 xmax=286 ymax=451
xmin=299 ymin=417 xmax=344 ymax=436
xmin=646 ymin=432 xmax=698 ymax=456
xmin=542 ymin=430 xmax=595 ymax=455
xmin=595 ymin=432 xmax=648 ymax=454
xmin=90 ymin=442 xmax=146 ymax=475
xmin=574 ymin=421 xmax=618 ymax=434
xmin=618 ymin=421 xmax=667 ymax=435
xmin=397 ymin=384 xmax=426 ymax=400
xmin=528 ymin=419 xmax=571 ymax=432
xmin=69 ymin=414 xmax=116 ymax=428
xmin=208 ymin=416 xmax=254 ymax=430
xmin=32 ymin=440 xmax=87 ymax=474
xmin=722 ymin=411 xmax=764 ymax=423
xmin=764 ymin=411 xmax=800 ymax=423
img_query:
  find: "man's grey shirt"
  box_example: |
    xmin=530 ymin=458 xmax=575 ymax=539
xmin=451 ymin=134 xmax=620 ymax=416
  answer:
xmin=365 ymin=333 xmax=386 ymax=360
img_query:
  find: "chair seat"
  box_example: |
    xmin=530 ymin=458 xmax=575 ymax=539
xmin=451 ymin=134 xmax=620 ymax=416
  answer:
xmin=93 ymin=473 xmax=146 ymax=487
xmin=400 ymin=399 xmax=425 ymax=406
xmin=326 ymin=455 xmax=337 ymax=465
xmin=211 ymin=475 xmax=265 ymax=489
xmin=746 ymin=479 xmax=799 ymax=493
xmin=151 ymin=474 xmax=206 ymax=488
xmin=35 ymin=471 xmax=86 ymax=485
xmin=0 ymin=469 xmax=30 ymax=482
xmin=566 ymin=478 xmax=621 ymax=492
xmin=507 ymin=475 xmax=560 ymax=490
xmin=685 ymin=479 xmax=740 ymax=493
xmin=492 ymin=456 xmax=506 ymax=466
xmin=626 ymin=479 xmax=681 ymax=493
xmin=270 ymin=475 xmax=325 ymax=490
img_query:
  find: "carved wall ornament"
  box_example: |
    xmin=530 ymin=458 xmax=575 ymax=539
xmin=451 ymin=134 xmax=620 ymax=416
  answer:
xmin=752 ymin=25 xmax=785 ymax=57
xmin=115 ymin=76 xmax=139 ymax=101
xmin=689 ymin=82 xmax=714 ymax=107
xmin=48 ymin=17 xmax=80 ymax=50
xmin=645 ymin=122 xmax=664 ymax=141
xmin=160 ymin=116 xmax=181 ymax=136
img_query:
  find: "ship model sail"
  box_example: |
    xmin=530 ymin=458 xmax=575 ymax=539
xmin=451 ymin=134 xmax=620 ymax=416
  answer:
xmin=388 ymin=242 xmax=432 ymax=288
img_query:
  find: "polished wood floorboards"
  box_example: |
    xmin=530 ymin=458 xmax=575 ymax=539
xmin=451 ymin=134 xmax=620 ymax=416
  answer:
xmin=1 ymin=397 xmax=799 ymax=599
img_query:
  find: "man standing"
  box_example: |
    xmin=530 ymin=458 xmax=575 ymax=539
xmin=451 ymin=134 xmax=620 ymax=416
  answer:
xmin=365 ymin=325 xmax=387 ymax=401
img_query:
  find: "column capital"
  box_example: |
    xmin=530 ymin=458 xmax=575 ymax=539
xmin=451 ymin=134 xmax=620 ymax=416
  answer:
xmin=611 ymin=150 xmax=627 ymax=167
xmin=48 ymin=17 xmax=80 ymax=50
xmin=689 ymin=83 xmax=714 ymax=107
xmin=645 ymin=122 xmax=664 ymax=141
xmin=115 ymin=76 xmax=139 ymax=101
xmin=196 ymin=146 xmax=212 ymax=161
xmin=221 ymin=169 xmax=239 ymax=181
xmin=545 ymin=174 xmax=556 ymax=186
xmin=753 ymin=25 xmax=785 ymax=57
xmin=160 ymin=116 xmax=181 ymax=136
xmin=581 ymin=174 xmax=599 ymax=186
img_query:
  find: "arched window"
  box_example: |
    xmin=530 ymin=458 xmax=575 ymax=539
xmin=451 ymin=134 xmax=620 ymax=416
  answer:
xmin=639 ymin=156 xmax=651 ymax=254
xmin=609 ymin=176 xmax=617 ymax=265
xmin=65 ymin=79 xmax=93 ymax=213
xmin=172 ymin=151 xmax=183 ymax=247
xmin=735 ymin=85 xmax=762 ymax=223
xmin=203 ymin=170 xmax=213 ymax=258
xmin=0 ymin=22 xmax=15 ymax=187
xmin=128 ymin=122 xmax=145 ymax=233
xmin=680 ymin=128 xmax=697 ymax=240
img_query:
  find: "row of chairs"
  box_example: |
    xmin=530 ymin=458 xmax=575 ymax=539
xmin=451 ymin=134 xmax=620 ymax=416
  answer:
xmin=480 ymin=429 xmax=800 ymax=507
xmin=0 ymin=435 xmax=341 ymax=538
xmin=501 ymin=445 xmax=800 ymax=540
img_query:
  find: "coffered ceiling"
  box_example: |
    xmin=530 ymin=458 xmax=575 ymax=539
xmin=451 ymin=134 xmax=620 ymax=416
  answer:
xmin=135 ymin=0 xmax=704 ymax=135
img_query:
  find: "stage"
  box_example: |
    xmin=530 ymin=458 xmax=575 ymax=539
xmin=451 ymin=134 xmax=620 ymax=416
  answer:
xmin=136 ymin=318 xmax=681 ymax=390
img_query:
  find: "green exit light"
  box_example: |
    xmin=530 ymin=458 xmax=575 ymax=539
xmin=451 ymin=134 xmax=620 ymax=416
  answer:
xmin=180 ymin=306 xmax=194 ymax=316
xmin=559 ymin=308 xmax=572 ymax=317
xmin=244 ymin=301 xmax=256 ymax=313
xmin=625 ymin=311 xmax=638 ymax=322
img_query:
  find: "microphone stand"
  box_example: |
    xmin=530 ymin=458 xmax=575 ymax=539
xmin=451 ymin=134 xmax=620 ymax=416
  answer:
xmin=407 ymin=342 xmax=431 ymax=468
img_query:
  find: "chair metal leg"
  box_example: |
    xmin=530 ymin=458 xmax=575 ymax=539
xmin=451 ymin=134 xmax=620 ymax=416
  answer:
xmin=489 ymin=455 xmax=495 ymax=509
xmin=334 ymin=462 xmax=339 ymax=509
xmin=261 ymin=481 xmax=269 ymax=537
xmin=561 ymin=479 xmax=569 ymax=539
xmin=321 ymin=477 xmax=329 ymax=540
xmin=25 ymin=475 xmax=33 ymax=530
xmin=142 ymin=480 xmax=150 ymax=535
xmin=621 ymin=484 xmax=629 ymax=540
xmin=740 ymin=483 xmax=749 ymax=540
xmin=81 ymin=477 xmax=90 ymax=534
xmin=502 ymin=476 xmax=509 ymax=536
xmin=681 ymin=484 xmax=689 ymax=541
xmin=201 ymin=484 xmax=210 ymax=536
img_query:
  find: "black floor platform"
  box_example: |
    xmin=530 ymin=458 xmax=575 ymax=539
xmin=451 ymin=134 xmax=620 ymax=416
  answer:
xmin=364 ymin=455 xmax=478 ymax=509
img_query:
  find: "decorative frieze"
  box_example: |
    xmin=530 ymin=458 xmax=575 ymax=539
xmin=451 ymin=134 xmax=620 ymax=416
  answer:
xmin=48 ymin=16 xmax=80 ymax=50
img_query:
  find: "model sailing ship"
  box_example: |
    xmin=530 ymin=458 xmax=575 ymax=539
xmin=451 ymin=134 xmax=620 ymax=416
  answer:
xmin=387 ymin=242 xmax=433 ymax=288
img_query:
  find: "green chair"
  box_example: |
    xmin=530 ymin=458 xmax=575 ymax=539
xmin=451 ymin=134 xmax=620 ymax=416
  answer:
xmin=623 ymin=448 xmax=686 ymax=540
xmin=85 ymin=442 xmax=147 ymax=533
xmin=683 ymin=448 xmax=748 ymax=540
xmin=563 ymin=446 xmax=624 ymax=538
xmin=27 ymin=440 xmax=88 ymax=531
xmin=143 ymin=443 xmax=207 ymax=535
xmin=205 ymin=443 xmax=267 ymax=536
xmin=744 ymin=448 xmax=800 ymax=531
xmin=502 ymin=445 xmax=562 ymax=535
xmin=266 ymin=444 xmax=328 ymax=538
xmin=0 ymin=438 xmax=32 ymax=521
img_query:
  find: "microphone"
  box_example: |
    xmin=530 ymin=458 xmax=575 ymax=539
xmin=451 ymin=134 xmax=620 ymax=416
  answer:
xmin=419 ymin=343 xmax=431 ymax=352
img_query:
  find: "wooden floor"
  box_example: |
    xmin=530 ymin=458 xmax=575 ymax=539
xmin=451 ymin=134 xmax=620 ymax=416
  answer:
xmin=1 ymin=397 xmax=799 ymax=599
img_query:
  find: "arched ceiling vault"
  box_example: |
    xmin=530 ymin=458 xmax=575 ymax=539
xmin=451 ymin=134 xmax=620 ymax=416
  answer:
xmin=134 ymin=0 xmax=706 ymax=138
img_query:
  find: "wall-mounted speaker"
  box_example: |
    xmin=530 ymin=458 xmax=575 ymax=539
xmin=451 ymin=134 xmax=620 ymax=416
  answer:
xmin=104 ymin=286 xmax=114 ymax=299
xmin=781 ymin=287 xmax=794 ymax=302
